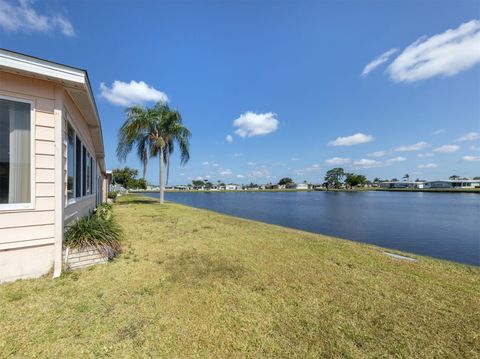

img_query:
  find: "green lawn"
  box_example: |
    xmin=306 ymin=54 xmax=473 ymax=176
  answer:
xmin=1 ymin=195 xmax=479 ymax=358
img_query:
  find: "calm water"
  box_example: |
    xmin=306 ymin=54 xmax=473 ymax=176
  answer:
xmin=142 ymin=191 xmax=480 ymax=265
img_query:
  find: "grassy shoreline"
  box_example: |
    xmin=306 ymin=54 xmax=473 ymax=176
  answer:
xmin=0 ymin=194 xmax=478 ymax=357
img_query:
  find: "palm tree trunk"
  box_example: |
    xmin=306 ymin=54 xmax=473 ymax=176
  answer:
xmin=159 ymin=146 xmax=165 ymax=204
xmin=166 ymin=151 xmax=170 ymax=186
xmin=143 ymin=149 xmax=147 ymax=179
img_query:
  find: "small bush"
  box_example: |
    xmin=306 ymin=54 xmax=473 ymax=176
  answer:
xmin=108 ymin=191 xmax=118 ymax=200
xmin=64 ymin=215 xmax=123 ymax=259
xmin=95 ymin=203 xmax=113 ymax=220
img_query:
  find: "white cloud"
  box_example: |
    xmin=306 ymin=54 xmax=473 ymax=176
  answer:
xmin=353 ymin=159 xmax=383 ymax=169
xmin=417 ymin=152 xmax=434 ymax=158
xmin=248 ymin=169 xmax=269 ymax=178
xmin=432 ymin=129 xmax=445 ymax=135
xmin=202 ymin=162 xmax=210 ymax=165
xmin=361 ymin=48 xmax=398 ymax=77
xmin=233 ymin=111 xmax=279 ymax=138
xmin=470 ymin=145 xmax=480 ymax=151
xmin=394 ymin=141 xmax=430 ymax=152
xmin=433 ymin=144 xmax=460 ymax=153
xmin=462 ymin=155 xmax=480 ymax=162
xmin=294 ymin=164 xmax=321 ymax=176
xmin=291 ymin=157 xmax=299 ymax=161
xmin=457 ymin=132 xmax=480 ymax=141
xmin=367 ymin=150 xmax=386 ymax=158
xmin=387 ymin=20 xmax=480 ymax=83
xmin=325 ymin=157 xmax=350 ymax=165
xmin=233 ymin=152 xmax=242 ymax=157
xmin=219 ymin=169 xmax=232 ymax=176
xmin=246 ymin=162 xmax=256 ymax=166
xmin=0 ymin=0 xmax=74 ymax=37
xmin=417 ymin=163 xmax=438 ymax=169
xmin=100 ymin=80 xmax=168 ymax=106
xmin=212 ymin=163 xmax=220 ymax=167
xmin=204 ymin=175 xmax=211 ymax=179
xmin=328 ymin=133 xmax=374 ymax=146
xmin=236 ymin=174 xmax=245 ymax=178
xmin=386 ymin=156 xmax=407 ymax=164
xmin=226 ymin=134 xmax=233 ymax=143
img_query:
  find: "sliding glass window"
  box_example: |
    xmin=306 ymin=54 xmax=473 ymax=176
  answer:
xmin=67 ymin=123 xmax=96 ymax=203
xmin=75 ymin=136 xmax=82 ymax=198
xmin=67 ymin=123 xmax=75 ymax=201
xmin=0 ymin=98 xmax=32 ymax=207
xmin=86 ymin=152 xmax=91 ymax=195
xmin=90 ymin=157 xmax=94 ymax=196
xmin=82 ymin=146 xmax=87 ymax=196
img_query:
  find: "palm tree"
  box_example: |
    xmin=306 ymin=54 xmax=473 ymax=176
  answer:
xmin=116 ymin=102 xmax=191 ymax=204
xmin=403 ymin=173 xmax=410 ymax=181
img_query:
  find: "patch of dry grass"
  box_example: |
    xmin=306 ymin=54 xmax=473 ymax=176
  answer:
xmin=0 ymin=195 xmax=478 ymax=358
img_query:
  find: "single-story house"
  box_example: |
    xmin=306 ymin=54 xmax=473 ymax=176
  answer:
xmin=0 ymin=49 xmax=107 ymax=283
xmin=288 ymin=183 xmax=309 ymax=190
xmin=379 ymin=181 xmax=425 ymax=189
xmin=265 ymin=184 xmax=286 ymax=190
xmin=226 ymin=184 xmax=241 ymax=191
xmin=424 ymin=180 xmax=480 ymax=189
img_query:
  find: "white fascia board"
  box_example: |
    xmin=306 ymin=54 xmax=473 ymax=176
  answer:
xmin=0 ymin=49 xmax=86 ymax=84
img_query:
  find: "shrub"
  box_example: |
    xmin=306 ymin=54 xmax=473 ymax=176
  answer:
xmin=64 ymin=215 xmax=123 ymax=259
xmin=95 ymin=203 xmax=113 ymax=220
xmin=108 ymin=191 xmax=118 ymax=200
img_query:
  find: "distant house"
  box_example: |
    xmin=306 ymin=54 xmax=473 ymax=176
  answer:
xmin=380 ymin=181 xmax=425 ymax=189
xmin=424 ymin=180 xmax=480 ymax=189
xmin=226 ymin=184 xmax=240 ymax=190
xmin=0 ymin=49 xmax=107 ymax=282
xmin=265 ymin=184 xmax=286 ymax=190
xmin=288 ymin=183 xmax=309 ymax=190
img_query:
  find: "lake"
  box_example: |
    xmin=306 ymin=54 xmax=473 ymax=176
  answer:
xmin=141 ymin=191 xmax=480 ymax=265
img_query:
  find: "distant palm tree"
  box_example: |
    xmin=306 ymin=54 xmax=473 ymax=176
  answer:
xmin=403 ymin=173 xmax=410 ymax=181
xmin=117 ymin=102 xmax=191 ymax=204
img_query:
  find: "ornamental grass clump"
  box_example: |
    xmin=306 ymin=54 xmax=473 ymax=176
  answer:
xmin=95 ymin=202 xmax=113 ymax=220
xmin=64 ymin=214 xmax=123 ymax=259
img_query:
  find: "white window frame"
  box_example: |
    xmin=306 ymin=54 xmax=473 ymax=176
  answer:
xmin=65 ymin=118 xmax=97 ymax=207
xmin=0 ymin=95 xmax=36 ymax=211
xmin=66 ymin=119 xmax=76 ymax=205
xmin=86 ymin=152 xmax=91 ymax=195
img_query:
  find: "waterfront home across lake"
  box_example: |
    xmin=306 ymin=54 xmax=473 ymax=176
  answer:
xmin=288 ymin=183 xmax=309 ymax=190
xmin=380 ymin=181 xmax=425 ymax=189
xmin=0 ymin=49 xmax=107 ymax=283
xmin=424 ymin=180 xmax=480 ymax=189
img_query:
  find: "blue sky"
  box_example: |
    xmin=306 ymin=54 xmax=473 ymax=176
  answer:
xmin=1 ymin=0 xmax=479 ymax=184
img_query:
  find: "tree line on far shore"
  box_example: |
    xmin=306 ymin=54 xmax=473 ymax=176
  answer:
xmin=111 ymin=164 xmax=480 ymax=192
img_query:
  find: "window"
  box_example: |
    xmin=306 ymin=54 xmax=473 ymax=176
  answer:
xmin=0 ymin=98 xmax=32 ymax=207
xmin=67 ymin=123 xmax=75 ymax=200
xmin=75 ymin=136 xmax=82 ymax=197
xmin=82 ymin=145 xmax=87 ymax=196
xmin=67 ymin=123 xmax=96 ymax=204
xmin=86 ymin=152 xmax=91 ymax=195
xmin=90 ymin=157 xmax=94 ymax=195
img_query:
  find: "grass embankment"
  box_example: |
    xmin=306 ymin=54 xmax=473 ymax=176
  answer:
xmin=0 ymin=195 xmax=479 ymax=358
